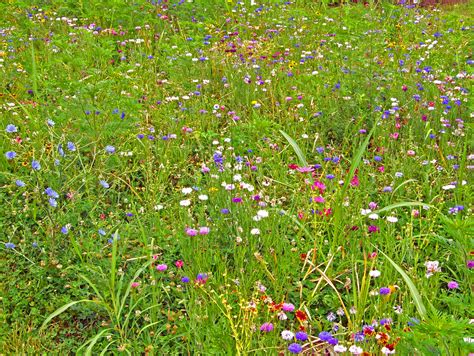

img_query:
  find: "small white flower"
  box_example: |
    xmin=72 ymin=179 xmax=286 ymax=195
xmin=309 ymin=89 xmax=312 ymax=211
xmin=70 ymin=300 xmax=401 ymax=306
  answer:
xmin=349 ymin=345 xmax=363 ymax=355
xmin=233 ymin=174 xmax=242 ymax=182
xmin=381 ymin=347 xmax=396 ymax=354
xmin=198 ymin=194 xmax=208 ymax=201
xmin=179 ymin=200 xmax=191 ymax=207
xmin=368 ymin=213 xmax=379 ymax=220
xmin=181 ymin=187 xmax=193 ymax=194
xmin=395 ymin=172 xmax=403 ymax=178
xmin=361 ymin=209 xmax=372 ymax=215
xmin=442 ymin=184 xmax=456 ymax=190
xmin=386 ymin=216 xmax=398 ymax=223
xmin=154 ymin=204 xmax=164 ymax=211
xmin=334 ymin=345 xmax=348 ymax=353
xmin=281 ymin=330 xmax=294 ymax=340
xmin=369 ymin=270 xmax=381 ymax=278
xmin=257 ymin=210 xmax=269 ymax=218
xmin=250 ymin=228 xmax=260 ymax=235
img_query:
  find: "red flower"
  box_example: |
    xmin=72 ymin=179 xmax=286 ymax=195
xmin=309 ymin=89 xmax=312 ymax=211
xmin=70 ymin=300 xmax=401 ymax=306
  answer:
xmin=288 ymin=164 xmax=299 ymax=170
xmin=295 ymin=310 xmax=307 ymax=322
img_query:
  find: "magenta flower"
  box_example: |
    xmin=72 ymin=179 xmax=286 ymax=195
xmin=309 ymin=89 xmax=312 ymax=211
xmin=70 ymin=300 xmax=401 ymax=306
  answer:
xmin=185 ymin=228 xmax=198 ymax=236
xmin=199 ymin=227 xmax=210 ymax=235
xmin=156 ymin=264 xmax=168 ymax=271
xmin=447 ymin=281 xmax=459 ymax=289
xmin=282 ymin=303 xmax=295 ymax=312
xmin=260 ymin=322 xmax=274 ymax=332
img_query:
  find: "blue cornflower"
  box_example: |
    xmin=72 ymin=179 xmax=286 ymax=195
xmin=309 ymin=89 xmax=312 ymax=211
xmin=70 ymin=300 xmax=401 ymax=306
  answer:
xmin=58 ymin=144 xmax=65 ymax=157
xmin=316 ymin=147 xmax=324 ymax=154
xmin=221 ymin=208 xmax=230 ymax=214
xmin=5 ymin=242 xmax=16 ymax=249
xmin=354 ymin=331 xmax=365 ymax=342
xmin=61 ymin=226 xmax=69 ymax=234
xmin=318 ymin=331 xmax=332 ymax=342
xmin=181 ymin=276 xmax=190 ymax=283
xmin=326 ymin=174 xmax=335 ymax=180
xmin=5 ymin=151 xmax=16 ymax=160
xmin=380 ymin=287 xmax=391 ymax=295
xmin=382 ymin=186 xmax=392 ymax=192
xmin=31 ymin=160 xmax=41 ymax=170
xmin=105 ymin=145 xmax=116 ymax=154
xmin=100 ymin=180 xmax=110 ymax=189
xmin=47 ymin=119 xmax=55 ymax=127
xmin=332 ymin=157 xmax=340 ymax=163
xmin=67 ymin=142 xmax=76 ymax=151
xmin=295 ymin=331 xmax=308 ymax=341
xmin=15 ymin=180 xmax=26 ymax=187
xmin=6 ymin=124 xmax=17 ymax=133
xmin=374 ymin=155 xmax=382 ymax=162
xmin=49 ymin=198 xmax=58 ymax=208
xmin=45 ymin=187 xmax=59 ymax=199
xmin=288 ymin=343 xmax=302 ymax=354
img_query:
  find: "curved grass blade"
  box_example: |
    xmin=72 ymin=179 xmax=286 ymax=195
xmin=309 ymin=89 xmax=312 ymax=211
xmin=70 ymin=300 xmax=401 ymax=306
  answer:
xmin=280 ymin=130 xmax=309 ymax=167
xmin=376 ymin=247 xmax=427 ymax=319
xmin=40 ymin=300 xmax=97 ymax=332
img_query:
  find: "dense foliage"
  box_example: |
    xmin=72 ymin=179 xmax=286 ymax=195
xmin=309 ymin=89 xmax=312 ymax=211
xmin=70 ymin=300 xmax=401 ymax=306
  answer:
xmin=1 ymin=0 xmax=473 ymax=354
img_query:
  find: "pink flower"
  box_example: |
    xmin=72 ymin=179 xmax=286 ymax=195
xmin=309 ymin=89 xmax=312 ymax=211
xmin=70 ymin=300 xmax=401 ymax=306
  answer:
xmin=314 ymin=196 xmax=325 ymax=203
xmin=199 ymin=227 xmax=210 ymax=235
xmin=350 ymin=175 xmax=359 ymax=187
xmin=296 ymin=166 xmax=314 ymax=173
xmin=407 ymin=150 xmax=416 ymax=156
xmin=156 ymin=264 xmax=168 ymax=272
xmin=175 ymin=260 xmax=184 ymax=268
xmin=282 ymin=303 xmax=295 ymax=312
xmin=447 ymin=281 xmax=459 ymax=289
xmin=131 ymin=282 xmax=140 ymax=288
xmin=185 ymin=228 xmax=198 ymax=236
xmin=368 ymin=202 xmax=378 ymax=210
xmin=260 ymin=322 xmax=274 ymax=332
xmin=390 ymin=132 xmax=399 ymax=140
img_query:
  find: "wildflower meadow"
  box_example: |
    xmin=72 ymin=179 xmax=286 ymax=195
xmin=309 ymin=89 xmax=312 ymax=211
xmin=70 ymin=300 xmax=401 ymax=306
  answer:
xmin=1 ymin=0 xmax=473 ymax=354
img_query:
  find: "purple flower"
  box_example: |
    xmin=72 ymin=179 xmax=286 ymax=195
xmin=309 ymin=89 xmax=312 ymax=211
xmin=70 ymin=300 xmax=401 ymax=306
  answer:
xmin=100 ymin=180 xmax=110 ymax=189
xmin=288 ymin=343 xmax=303 ymax=354
xmin=15 ymin=180 xmax=26 ymax=187
xmin=31 ymin=160 xmax=41 ymax=170
xmin=5 ymin=151 xmax=16 ymax=160
xmin=61 ymin=226 xmax=69 ymax=234
xmin=156 ymin=264 xmax=168 ymax=271
xmin=467 ymin=260 xmax=474 ymax=269
xmin=6 ymin=124 xmax=17 ymax=133
xmin=181 ymin=276 xmax=190 ymax=283
xmin=447 ymin=281 xmax=459 ymax=289
xmin=5 ymin=242 xmax=16 ymax=249
xmin=260 ymin=322 xmax=274 ymax=332
xmin=295 ymin=331 xmax=308 ymax=341
xmin=319 ymin=331 xmax=332 ymax=342
xmin=49 ymin=198 xmax=58 ymax=208
xmin=67 ymin=142 xmax=76 ymax=151
xmin=379 ymin=287 xmax=391 ymax=295
xmin=105 ymin=145 xmax=116 ymax=154
xmin=354 ymin=331 xmax=365 ymax=342
xmin=45 ymin=187 xmax=59 ymax=199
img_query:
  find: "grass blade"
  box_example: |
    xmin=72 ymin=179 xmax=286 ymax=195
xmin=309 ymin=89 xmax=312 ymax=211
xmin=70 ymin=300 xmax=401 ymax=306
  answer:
xmin=280 ymin=130 xmax=309 ymax=167
xmin=376 ymin=247 xmax=427 ymax=319
xmin=40 ymin=300 xmax=96 ymax=331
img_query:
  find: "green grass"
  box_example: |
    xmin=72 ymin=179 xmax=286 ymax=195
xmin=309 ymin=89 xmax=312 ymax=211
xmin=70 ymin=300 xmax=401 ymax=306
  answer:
xmin=1 ymin=0 xmax=473 ymax=354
